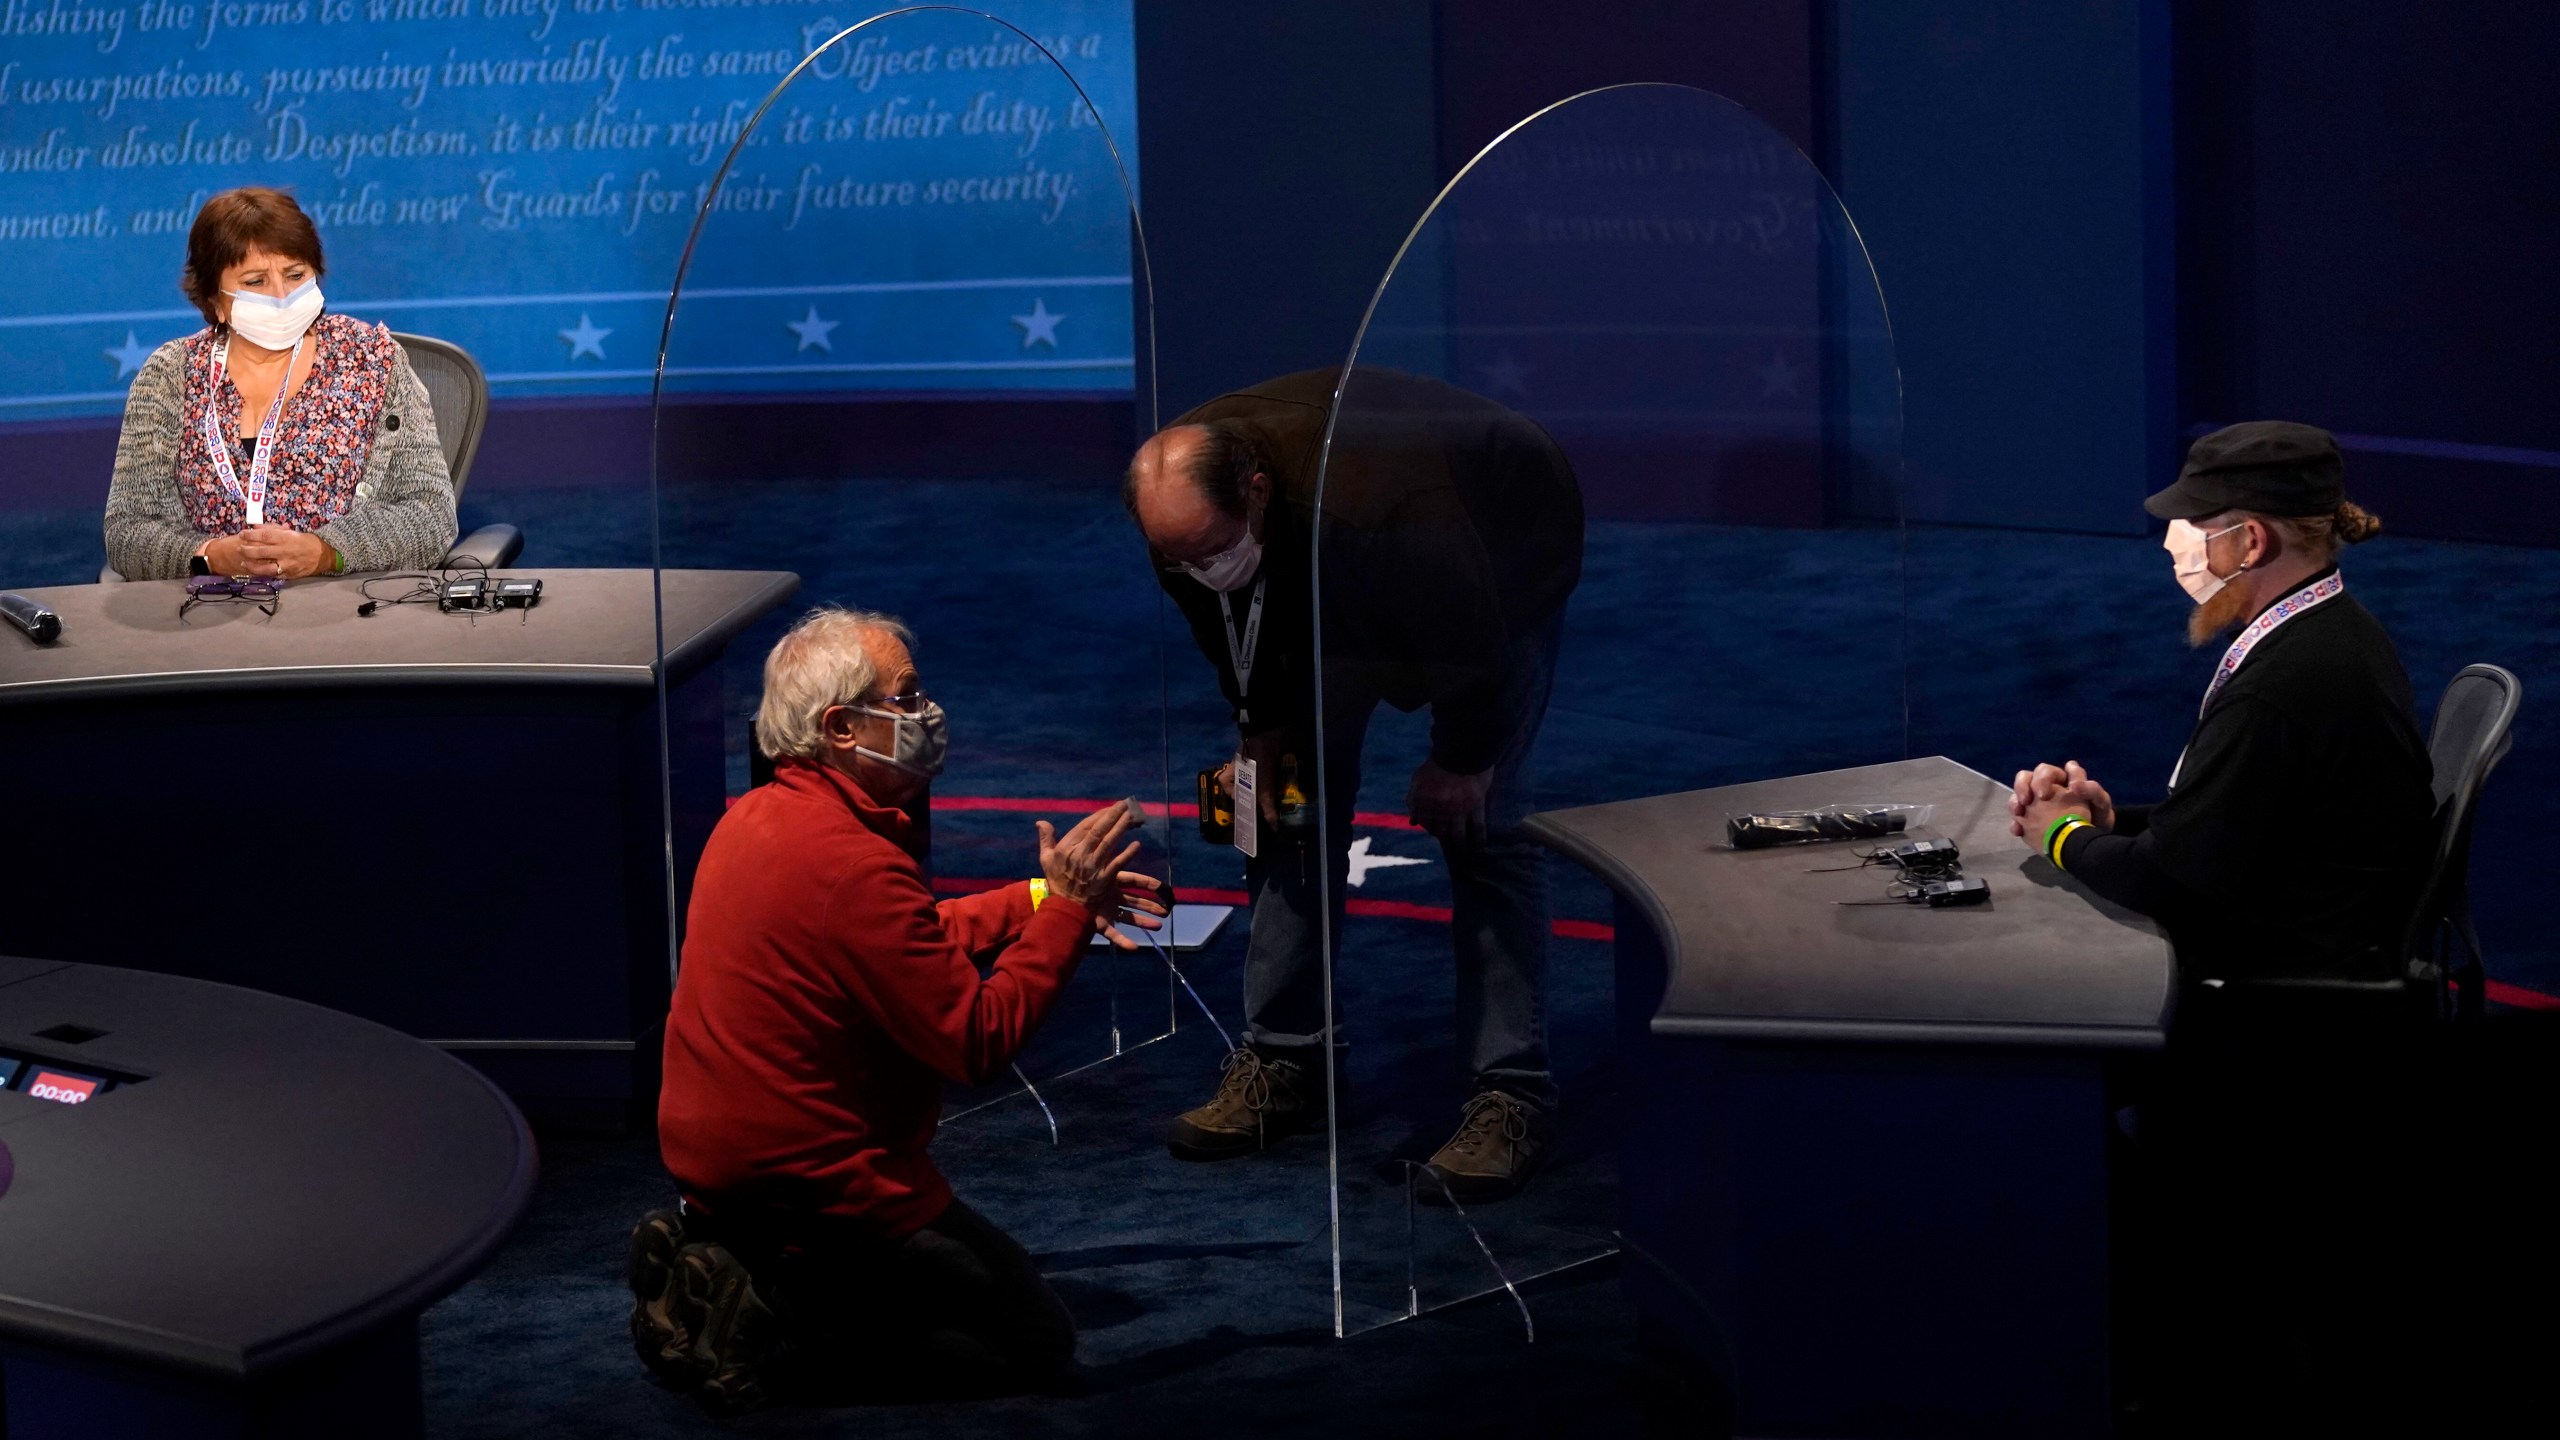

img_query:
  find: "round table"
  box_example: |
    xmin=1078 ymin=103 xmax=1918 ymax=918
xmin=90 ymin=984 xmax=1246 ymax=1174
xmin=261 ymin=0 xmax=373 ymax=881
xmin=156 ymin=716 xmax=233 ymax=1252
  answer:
xmin=0 ymin=957 xmax=535 ymax=1439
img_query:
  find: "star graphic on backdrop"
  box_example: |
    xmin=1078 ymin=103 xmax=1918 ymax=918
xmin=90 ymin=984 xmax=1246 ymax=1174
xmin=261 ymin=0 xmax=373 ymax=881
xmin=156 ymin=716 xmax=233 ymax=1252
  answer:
xmin=1759 ymin=349 xmax=1801 ymax=399
xmin=786 ymin=305 xmax=839 ymax=354
xmin=560 ymin=313 xmax=611 ymax=361
xmin=1011 ymin=297 xmax=1066 ymax=349
xmin=105 ymin=330 xmax=155 ymax=380
xmin=1346 ymin=835 xmax=1431 ymax=889
xmin=1477 ymin=349 xmax=1533 ymax=398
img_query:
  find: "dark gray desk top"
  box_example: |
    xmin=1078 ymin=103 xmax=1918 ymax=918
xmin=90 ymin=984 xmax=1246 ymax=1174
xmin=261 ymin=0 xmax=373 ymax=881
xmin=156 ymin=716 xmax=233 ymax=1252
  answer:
xmin=0 ymin=960 xmax=535 ymax=1382
xmin=0 ymin=568 xmax=798 ymax=708
xmin=1524 ymin=757 xmax=2175 ymax=1049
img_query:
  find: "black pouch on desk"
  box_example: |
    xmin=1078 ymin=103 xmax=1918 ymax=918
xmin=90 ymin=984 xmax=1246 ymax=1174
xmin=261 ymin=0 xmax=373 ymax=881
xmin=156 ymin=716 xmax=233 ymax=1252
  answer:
xmin=1728 ymin=807 xmax=1909 ymax=849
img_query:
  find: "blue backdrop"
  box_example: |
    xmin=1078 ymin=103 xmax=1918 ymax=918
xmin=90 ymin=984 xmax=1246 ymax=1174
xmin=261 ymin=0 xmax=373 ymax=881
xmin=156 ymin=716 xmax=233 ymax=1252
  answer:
xmin=0 ymin=0 xmax=1137 ymax=421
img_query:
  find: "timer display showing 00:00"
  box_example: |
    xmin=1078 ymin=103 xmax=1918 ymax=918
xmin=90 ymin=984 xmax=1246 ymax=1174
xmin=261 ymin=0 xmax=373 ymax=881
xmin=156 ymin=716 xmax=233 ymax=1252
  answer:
xmin=22 ymin=1071 xmax=103 ymax=1105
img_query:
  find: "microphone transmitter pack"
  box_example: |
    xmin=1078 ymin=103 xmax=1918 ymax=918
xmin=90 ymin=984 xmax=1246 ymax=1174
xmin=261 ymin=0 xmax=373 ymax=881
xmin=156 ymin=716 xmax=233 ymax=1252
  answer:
xmin=1907 ymin=877 xmax=1991 ymax=908
xmin=440 ymin=576 xmax=540 ymax=611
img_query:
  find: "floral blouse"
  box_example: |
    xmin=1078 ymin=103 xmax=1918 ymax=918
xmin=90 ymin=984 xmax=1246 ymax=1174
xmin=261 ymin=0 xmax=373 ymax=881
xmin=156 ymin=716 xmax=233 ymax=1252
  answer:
xmin=173 ymin=312 xmax=399 ymax=535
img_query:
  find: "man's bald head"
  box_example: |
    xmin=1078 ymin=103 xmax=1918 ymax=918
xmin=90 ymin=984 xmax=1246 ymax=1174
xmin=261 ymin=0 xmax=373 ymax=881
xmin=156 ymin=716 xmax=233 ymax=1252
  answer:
xmin=1124 ymin=420 xmax=1269 ymax=566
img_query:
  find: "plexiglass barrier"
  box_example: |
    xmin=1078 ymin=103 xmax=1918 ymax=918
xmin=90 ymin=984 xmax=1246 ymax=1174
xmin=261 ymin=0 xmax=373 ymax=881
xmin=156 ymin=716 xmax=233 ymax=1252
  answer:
xmin=650 ymin=8 xmax=1194 ymax=1141
xmin=1309 ymin=85 xmax=1906 ymax=1334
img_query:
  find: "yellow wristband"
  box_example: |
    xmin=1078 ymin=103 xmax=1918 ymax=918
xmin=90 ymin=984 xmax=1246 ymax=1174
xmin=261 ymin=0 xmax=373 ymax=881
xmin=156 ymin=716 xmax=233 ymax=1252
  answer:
xmin=1028 ymin=878 xmax=1048 ymax=910
xmin=2044 ymin=816 xmax=2090 ymax=869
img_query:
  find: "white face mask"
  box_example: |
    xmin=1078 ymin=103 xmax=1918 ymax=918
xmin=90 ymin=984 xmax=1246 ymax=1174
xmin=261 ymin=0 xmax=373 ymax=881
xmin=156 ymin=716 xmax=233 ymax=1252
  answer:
xmin=2164 ymin=518 xmax=2248 ymax=604
xmin=1182 ymin=524 xmax=1262 ymax=593
xmin=225 ymin=277 xmax=324 ymax=350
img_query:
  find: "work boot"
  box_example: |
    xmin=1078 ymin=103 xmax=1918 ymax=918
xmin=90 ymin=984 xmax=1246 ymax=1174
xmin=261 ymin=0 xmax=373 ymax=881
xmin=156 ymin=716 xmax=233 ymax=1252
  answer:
xmin=626 ymin=1208 xmax=701 ymax=1388
xmin=1421 ymin=1090 xmax=1551 ymax=1204
xmin=671 ymin=1241 xmax=790 ymax=1417
xmin=1166 ymin=1045 xmax=1330 ymax=1160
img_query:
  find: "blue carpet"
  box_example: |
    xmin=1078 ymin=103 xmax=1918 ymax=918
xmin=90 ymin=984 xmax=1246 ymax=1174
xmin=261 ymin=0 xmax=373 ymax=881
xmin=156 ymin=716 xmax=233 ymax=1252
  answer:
xmin=6 ymin=477 xmax=2556 ymax=1434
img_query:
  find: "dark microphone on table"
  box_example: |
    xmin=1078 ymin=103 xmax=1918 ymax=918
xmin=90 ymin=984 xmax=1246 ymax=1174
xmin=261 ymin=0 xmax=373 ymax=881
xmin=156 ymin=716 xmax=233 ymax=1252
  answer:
xmin=1 ymin=592 xmax=61 ymax=645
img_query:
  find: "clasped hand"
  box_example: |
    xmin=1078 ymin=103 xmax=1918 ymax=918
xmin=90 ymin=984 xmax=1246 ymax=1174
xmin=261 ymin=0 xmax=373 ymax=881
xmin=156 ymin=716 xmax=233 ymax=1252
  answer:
xmin=1035 ymin=802 xmax=1172 ymax=952
xmin=206 ymin=525 xmax=329 ymax=580
xmin=2008 ymin=759 xmax=2115 ymax=845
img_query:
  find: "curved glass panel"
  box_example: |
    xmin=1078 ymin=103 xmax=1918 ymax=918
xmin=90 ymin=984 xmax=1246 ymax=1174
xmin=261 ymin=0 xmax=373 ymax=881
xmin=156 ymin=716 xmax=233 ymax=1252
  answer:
xmin=650 ymin=7 xmax=1189 ymax=1142
xmin=1310 ymin=85 xmax=1905 ymax=1333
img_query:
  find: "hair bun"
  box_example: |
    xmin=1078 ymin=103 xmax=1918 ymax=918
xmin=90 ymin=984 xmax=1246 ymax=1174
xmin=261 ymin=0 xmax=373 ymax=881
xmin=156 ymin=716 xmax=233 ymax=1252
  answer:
xmin=2333 ymin=500 xmax=2383 ymax=545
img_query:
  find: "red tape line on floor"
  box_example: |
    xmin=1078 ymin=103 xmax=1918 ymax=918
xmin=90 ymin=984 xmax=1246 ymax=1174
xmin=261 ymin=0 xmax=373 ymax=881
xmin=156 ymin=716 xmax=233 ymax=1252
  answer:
xmin=872 ymin=796 xmax=2560 ymax=1005
xmin=929 ymin=877 xmax=1613 ymax=943
xmin=930 ymin=794 xmax=1424 ymax=832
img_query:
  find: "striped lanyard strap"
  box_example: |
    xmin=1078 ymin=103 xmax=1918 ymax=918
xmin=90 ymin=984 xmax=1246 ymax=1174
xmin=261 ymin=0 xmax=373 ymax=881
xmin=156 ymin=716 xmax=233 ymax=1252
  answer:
xmin=2198 ymin=571 xmax=2345 ymax=718
xmin=202 ymin=333 xmax=303 ymax=527
xmin=2169 ymin=571 xmax=2345 ymax=790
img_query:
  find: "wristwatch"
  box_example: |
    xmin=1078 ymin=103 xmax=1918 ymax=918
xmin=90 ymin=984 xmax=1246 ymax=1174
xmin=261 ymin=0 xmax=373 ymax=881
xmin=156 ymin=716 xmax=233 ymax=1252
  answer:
xmin=188 ymin=548 xmax=212 ymax=578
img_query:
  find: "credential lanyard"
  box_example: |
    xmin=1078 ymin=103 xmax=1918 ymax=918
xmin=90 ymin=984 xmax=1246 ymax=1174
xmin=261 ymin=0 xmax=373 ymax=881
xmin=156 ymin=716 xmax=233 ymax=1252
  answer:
xmin=2168 ymin=571 xmax=2345 ymax=789
xmin=202 ymin=333 xmax=301 ymax=527
xmin=1220 ymin=576 xmax=1266 ymax=721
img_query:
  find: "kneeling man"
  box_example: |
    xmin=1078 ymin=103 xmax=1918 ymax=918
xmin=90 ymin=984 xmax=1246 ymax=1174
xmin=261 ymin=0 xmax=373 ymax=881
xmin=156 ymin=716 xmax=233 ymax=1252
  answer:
xmin=632 ymin=606 xmax=1163 ymax=1411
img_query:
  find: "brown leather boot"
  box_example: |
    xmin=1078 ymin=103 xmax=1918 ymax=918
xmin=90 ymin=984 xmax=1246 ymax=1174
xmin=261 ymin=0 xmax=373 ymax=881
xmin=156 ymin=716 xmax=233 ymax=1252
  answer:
xmin=1166 ymin=1046 xmax=1330 ymax=1160
xmin=1421 ymin=1090 xmax=1551 ymax=1204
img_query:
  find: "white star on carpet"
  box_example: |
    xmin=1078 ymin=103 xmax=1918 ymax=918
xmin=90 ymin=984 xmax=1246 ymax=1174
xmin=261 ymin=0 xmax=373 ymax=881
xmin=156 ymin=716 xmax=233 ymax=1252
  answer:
xmin=786 ymin=306 xmax=839 ymax=354
xmin=105 ymin=330 xmax=154 ymax=380
xmin=1011 ymin=297 xmax=1066 ymax=349
xmin=1759 ymin=349 xmax=1801 ymax=399
xmin=560 ymin=313 xmax=611 ymax=361
xmin=1346 ymin=835 xmax=1431 ymax=888
xmin=1478 ymin=349 xmax=1533 ymax=398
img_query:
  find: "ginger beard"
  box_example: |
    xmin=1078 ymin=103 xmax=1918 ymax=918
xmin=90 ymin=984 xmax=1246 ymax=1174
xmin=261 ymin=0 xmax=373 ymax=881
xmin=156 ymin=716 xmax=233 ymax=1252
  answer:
xmin=2187 ymin=572 xmax=2256 ymax=647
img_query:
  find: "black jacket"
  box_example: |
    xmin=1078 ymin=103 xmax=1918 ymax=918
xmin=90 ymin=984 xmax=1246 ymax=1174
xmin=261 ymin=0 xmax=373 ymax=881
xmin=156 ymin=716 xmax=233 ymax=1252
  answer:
xmin=1153 ymin=369 xmax=1584 ymax=773
xmin=2058 ymin=573 xmax=2436 ymax=980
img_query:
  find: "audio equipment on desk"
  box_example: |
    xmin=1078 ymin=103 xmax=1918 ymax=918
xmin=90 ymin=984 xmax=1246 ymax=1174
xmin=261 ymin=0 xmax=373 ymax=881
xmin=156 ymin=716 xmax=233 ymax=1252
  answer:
xmin=0 ymin=592 xmax=61 ymax=645
xmin=1728 ymin=804 xmax=1932 ymax=849
xmin=357 ymin=569 xmax=545 ymax=618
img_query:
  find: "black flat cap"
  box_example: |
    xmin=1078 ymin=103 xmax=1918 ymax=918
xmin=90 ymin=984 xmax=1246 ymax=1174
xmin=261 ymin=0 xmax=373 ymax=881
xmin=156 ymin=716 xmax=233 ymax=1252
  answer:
xmin=2144 ymin=421 xmax=2345 ymax=519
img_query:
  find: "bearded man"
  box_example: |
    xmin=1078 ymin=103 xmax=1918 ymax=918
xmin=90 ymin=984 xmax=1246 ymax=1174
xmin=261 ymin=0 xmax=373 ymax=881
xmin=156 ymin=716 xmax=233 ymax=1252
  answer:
xmin=2009 ymin=421 xmax=2439 ymax=1429
xmin=2010 ymin=421 xmax=2434 ymax=981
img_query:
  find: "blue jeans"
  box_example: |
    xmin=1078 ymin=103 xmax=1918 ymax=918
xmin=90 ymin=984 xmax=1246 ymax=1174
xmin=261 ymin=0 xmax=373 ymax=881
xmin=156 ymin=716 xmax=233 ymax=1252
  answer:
xmin=1239 ymin=615 xmax=1562 ymax=1110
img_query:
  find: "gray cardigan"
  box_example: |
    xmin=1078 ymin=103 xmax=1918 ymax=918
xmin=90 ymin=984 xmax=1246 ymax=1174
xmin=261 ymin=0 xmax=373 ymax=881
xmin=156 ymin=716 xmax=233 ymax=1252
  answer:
xmin=103 ymin=332 xmax=459 ymax=580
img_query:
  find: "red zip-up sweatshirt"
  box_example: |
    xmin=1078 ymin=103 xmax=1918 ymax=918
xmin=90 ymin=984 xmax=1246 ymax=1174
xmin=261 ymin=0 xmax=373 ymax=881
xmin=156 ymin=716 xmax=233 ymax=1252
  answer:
xmin=658 ymin=758 xmax=1093 ymax=1236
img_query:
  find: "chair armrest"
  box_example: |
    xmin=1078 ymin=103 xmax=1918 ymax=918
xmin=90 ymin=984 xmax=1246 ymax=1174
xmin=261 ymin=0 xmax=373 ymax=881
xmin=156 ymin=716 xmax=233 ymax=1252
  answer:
xmin=443 ymin=523 xmax=522 ymax=569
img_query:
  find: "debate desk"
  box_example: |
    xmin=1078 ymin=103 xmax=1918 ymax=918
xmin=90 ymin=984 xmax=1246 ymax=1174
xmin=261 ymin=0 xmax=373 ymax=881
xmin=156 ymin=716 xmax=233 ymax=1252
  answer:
xmin=1524 ymin=756 xmax=2174 ymax=1439
xmin=0 ymin=569 xmax=798 ymax=1121
xmin=0 ymin=957 xmax=534 ymax=1439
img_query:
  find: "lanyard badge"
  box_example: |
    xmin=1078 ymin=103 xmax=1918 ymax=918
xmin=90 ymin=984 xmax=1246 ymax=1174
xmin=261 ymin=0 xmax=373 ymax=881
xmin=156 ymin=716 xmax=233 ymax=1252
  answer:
xmin=1221 ymin=575 xmax=1266 ymax=724
xmin=201 ymin=334 xmax=303 ymax=527
xmin=2168 ymin=572 xmax=2346 ymax=789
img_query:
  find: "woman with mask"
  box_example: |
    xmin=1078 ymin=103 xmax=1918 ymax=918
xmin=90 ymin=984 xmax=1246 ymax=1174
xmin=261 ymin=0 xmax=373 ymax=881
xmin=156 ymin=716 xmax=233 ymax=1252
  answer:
xmin=102 ymin=186 xmax=456 ymax=580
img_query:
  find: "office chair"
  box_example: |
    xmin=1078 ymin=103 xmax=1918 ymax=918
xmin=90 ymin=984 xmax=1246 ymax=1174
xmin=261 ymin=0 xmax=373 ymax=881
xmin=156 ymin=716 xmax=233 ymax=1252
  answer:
xmin=2222 ymin=663 xmax=2521 ymax=1023
xmin=2405 ymin=664 xmax=2521 ymax=1019
xmin=100 ymin=330 xmax=519 ymax=581
xmin=392 ymin=331 xmax=522 ymax=568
